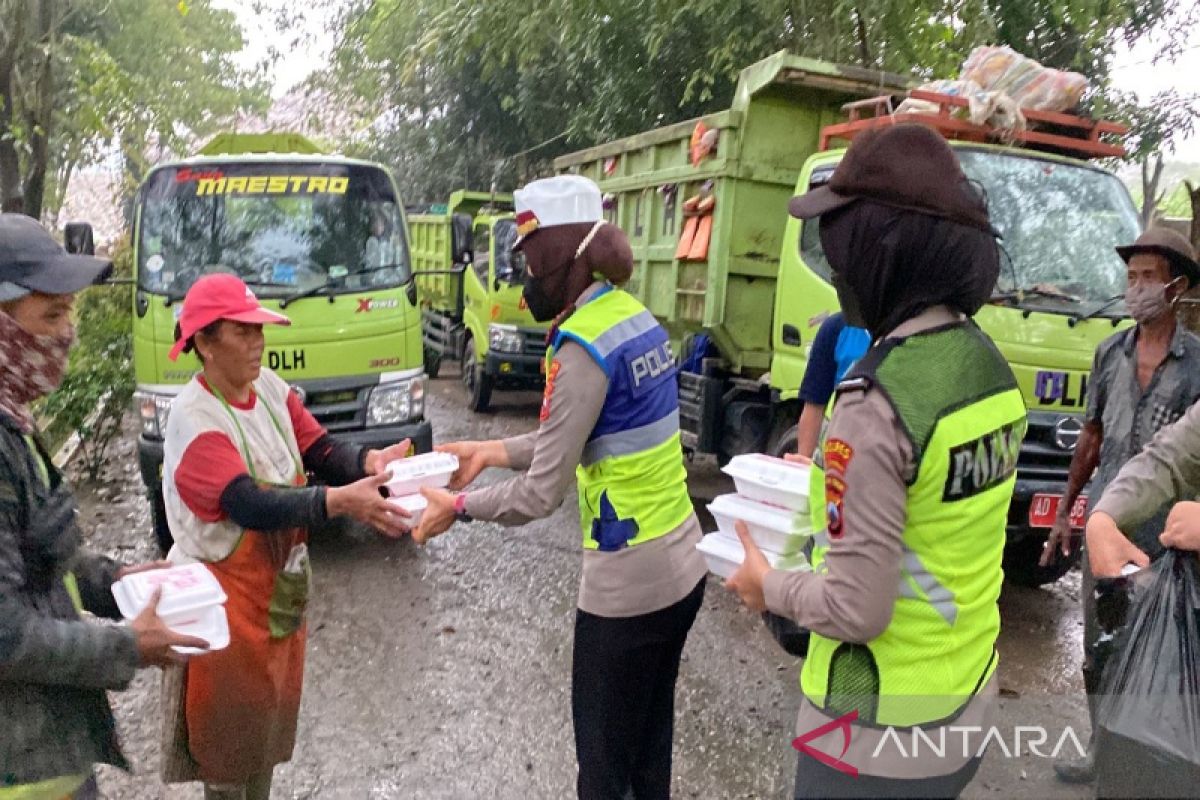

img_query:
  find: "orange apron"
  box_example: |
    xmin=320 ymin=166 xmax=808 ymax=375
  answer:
xmin=184 ymin=387 xmax=312 ymax=784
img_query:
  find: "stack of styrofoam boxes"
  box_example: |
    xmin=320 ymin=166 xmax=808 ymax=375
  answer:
xmin=696 ymin=454 xmax=813 ymax=578
xmin=383 ymin=452 xmax=461 ymax=526
xmin=112 ymin=562 xmax=230 ymax=654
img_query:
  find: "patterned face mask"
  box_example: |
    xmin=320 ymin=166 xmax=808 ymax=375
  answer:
xmin=0 ymin=310 xmax=75 ymax=433
xmin=1125 ymin=277 xmax=1182 ymax=325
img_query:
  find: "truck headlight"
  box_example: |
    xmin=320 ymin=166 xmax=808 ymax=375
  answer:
xmin=367 ymin=375 xmax=425 ymax=426
xmin=489 ymin=324 xmax=523 ymax=354
xmin=134 ymin=391 xmax=173 ymax=439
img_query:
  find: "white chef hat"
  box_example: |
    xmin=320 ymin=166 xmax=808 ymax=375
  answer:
xmin=514 ymin=175 xmax=603 ymax=246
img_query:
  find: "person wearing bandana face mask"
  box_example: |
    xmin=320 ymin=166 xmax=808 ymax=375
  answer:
xmin=0 ymin=214 xmax=208 ymax=800
xmin=726 ymin=125 xmax=1022 ymax=799
xmin=1039 ymin=226 xmax=1200 ymax=785
xmin=415 ymin=176 xmax=707 ymax=800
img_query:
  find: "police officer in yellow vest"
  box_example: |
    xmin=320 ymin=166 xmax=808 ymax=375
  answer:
xmin=416 ymin=175 xmax=708 ymax=800
xmin=728 ymin=125 xmax=1025 ymax=799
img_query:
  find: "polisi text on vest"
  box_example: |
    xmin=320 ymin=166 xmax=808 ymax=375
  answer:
xmin=942 ymin=418 xmax=1025 ymax=501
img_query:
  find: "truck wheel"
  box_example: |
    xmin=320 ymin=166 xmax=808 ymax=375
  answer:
xmin=149 ymin=487 xmax=173 ymax=556
xmin=424 ymin=346 xmax=442 ymax=380
xmin=768 ymin=422 xmax=799 ymax=458
xmin=1002 ymin=535 xmax=1077 ymax=587
xmin=461 ymin=335 xmax=493 ymax=413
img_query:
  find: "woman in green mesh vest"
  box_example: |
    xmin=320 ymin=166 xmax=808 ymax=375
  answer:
xmin=728 ymin=124 xmax=1024 ymax=799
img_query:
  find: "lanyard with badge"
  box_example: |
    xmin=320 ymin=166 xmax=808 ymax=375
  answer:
xmin=209 ymin=381 xmax=311 ymax=638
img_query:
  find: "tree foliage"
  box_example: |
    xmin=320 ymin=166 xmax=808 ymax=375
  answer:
xmin=323 ymin=0 xmax=1197 ymax=203
xmin=39 ymin=238 xmax=134 ymax=482
xmin=0 ymin=0 xmax=266 ymax=219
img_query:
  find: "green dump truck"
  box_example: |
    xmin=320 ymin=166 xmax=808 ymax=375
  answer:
xmin=131 ymin=133 xmax=432 ymax=553
xmin=410 ymin=190 xmax=549 ymax=412
xmin=555 ymin=52 xmax=1139 ymax=586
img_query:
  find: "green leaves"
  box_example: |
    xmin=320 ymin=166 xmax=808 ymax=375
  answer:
xmin=318 ymin=0 xmax=1194 ymax=203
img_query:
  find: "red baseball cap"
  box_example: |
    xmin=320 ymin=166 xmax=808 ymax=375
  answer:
xmin=168 ymin=274 xmax=291 ymax=361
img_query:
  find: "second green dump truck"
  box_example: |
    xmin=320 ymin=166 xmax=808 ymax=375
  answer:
xmin=410 ymin=191 xmax=549 ymax=411
xmin=555 ymin=51 xmax=1139 ymax=587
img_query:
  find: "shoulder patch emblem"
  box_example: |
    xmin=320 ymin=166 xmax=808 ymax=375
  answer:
xmin=824 ymin=438 xmax=854 ymax=475
xmin=540 ymin=360 xmax=561 ymax=423
xmin=825 ymin=474 xmax=847 ymax=539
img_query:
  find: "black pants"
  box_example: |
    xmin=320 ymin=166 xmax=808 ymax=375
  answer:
xmin=794 ymin=752 xmax=983 ymax=799
xmin=572 ymin=578 xmax=705 ymax=800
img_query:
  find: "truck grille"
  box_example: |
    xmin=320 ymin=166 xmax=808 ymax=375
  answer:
xmin=295 ymin=378 xmax=373 ymax=432
xmin=1016 ymin=410 xmax=1079 ymax=482
xmin=521 ymin=327 xmax=549 ymax=356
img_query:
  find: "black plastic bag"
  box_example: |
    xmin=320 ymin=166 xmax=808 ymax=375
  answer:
xmin=1095 ymin=549 xmax=1200 ymax=799
xmin=761 ymin=611 xmax=810 ymax=657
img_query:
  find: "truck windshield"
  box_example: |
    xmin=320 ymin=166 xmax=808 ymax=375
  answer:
xmin=136 ymin=162 xmax=410 ymax=298
xmin=958 ymin=149 xmax=1138 ymax=308
xmin=799 ymin=149 xmax=1140 ymax=314
xmin=493 ymin=219 xmax=526 ymax=284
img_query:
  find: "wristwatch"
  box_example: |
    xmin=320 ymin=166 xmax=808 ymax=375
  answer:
xmin=454 ymin=492 xmax=473 ymax=523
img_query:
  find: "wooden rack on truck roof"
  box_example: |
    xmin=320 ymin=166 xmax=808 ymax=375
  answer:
xmin=820 ymin=90 xmax=1128 ymax=159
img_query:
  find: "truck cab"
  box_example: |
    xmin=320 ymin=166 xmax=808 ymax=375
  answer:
xmin=131 ymin=133 xmax=432 ymax=553
xmin=412 ymin=191 xmax=548 ymax=412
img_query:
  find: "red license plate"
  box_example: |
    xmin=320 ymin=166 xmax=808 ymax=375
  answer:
xmin=1028 ymin=493 xmax=1086 ymax=529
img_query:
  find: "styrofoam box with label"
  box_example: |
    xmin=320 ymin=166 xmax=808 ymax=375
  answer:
xmin=387 ymin=493 xmax=428 ymax=527
xmin=112 ymin=563 xmax=229 ymax=653
xmin=707 ymin=493 xmax=811 ymax=555
xmin=695 ymin=531 xmax=810 ymax=580
xmin=721 ymin=454 xmax=810 ymax=511
xmin=384 ymin=452 xmax=459 ymax=497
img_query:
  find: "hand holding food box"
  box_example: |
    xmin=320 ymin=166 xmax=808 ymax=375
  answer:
xmin=383 ymin=452 xmax=459 ymax=527
xmin=112 ymin=562 xmax=229 ymax=654
xmin=697 ymin=454 xmax=814 ymax=578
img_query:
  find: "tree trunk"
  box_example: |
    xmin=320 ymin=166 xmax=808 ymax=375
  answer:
xmin=1189 ymin=180 xmax=1200 ymax=252
xmin=1178 ymin=180 xmax=1200 ymax=335
xmin=20 ymin=0 xmax=56 ymax=220
xmin=0 ymin=4 xmax=23 ymax=207
xmin=1140 ymin=155 xmax=1163 ymax=229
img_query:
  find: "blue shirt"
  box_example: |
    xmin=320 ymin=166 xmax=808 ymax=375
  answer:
xmin=799 ymin=313 xmax=871 ymax=405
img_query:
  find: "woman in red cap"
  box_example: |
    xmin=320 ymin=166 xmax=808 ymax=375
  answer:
xmin=160 ymin=273 xmax=412 ymax=800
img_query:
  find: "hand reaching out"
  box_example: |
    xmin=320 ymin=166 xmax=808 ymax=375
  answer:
xmin=327 ymin=471 xmax=410 ymax=538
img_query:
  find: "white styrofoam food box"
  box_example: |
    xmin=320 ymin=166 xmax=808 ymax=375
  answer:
xmin=111 ymin=563 xmax=229 ymax=653
xmin=721 ymin=454 xmax=810 ymax=511
xmin=695 ymin=531 xmax=809 ymax=580
xmin=384 ymin=452 xmax=459 ymax=497
xmin=707 ymin=493 xmax=811 ymax=555
xmin=387 ymin=493 xmax=428 ymax=527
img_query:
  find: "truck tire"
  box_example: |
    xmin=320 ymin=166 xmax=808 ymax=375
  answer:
xmin=461 ymin=335 xmax=493 ymax=413
xmin=149 ymin=486 xmax=173 ymax=556
xmin=424 ymin=346 xmax=442 ymax=380
xmin=1002 ymin=535 xmax=1077 ymax=587
xmin=767 ymin=422 xmax=799 ymax=458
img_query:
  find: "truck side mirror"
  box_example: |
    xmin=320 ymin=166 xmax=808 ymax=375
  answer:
xmin=64 ymin=222 xmax=96 ymax=255
xmin=451 ymin=212 xmax=473 ymax=265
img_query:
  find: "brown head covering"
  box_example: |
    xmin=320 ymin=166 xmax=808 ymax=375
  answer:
xmin=1116 ymin=227 xmax=1200 ymax=288
xmin=519 ymin=221 xmax=634 ymax=316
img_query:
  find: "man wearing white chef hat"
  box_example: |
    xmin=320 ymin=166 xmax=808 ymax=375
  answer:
xmin=416 ymin=175 xmax=708 ymax=800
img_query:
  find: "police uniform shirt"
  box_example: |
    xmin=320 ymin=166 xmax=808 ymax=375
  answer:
xmin=764 ymin=306 xmax=998 ymax=780
xmin=464 ymin=283 xmax=707 ymax=618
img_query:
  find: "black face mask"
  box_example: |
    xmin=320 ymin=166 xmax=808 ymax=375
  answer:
xmin=523 ymin=273 xmax=565 ymax=322
xmin=831 ymin=270 xmax=867 ymax=330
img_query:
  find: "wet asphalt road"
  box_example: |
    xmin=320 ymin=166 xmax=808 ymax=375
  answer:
xmin=81 ymin=371 xmax=1091 ymax=799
